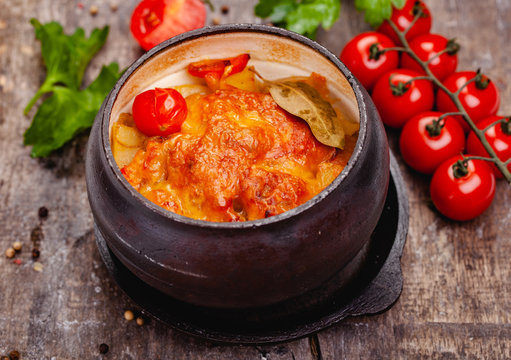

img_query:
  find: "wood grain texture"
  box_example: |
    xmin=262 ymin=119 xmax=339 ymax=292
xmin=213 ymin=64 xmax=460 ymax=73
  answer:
xmin=1 ymin=0 xmax=510 ymax=359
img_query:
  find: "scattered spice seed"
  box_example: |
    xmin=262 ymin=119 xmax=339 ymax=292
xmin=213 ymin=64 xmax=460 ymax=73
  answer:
xmin=1 ymin=355 xmax=9 ymax=360
xmin=110 ymin=2 xmax=118 ymax=11
xmin=12 ymin=241 xmax=22 ymax=251
xmin=124 ymin=310 xmax=134 ymax=321
xmin=32 ymin=248 xmax=40 ymax=259
xmin=8 ymin=350 xmax=20 ymax=360
xmin=99 ymin=343 xmax=109 ymax=354
xmin=38 ymin=206 xmax=48 ymax=220
xmin=5 ymin=247 xmax=15 ymax=258
xmin=221 ymin=5 xmax=229 ymax=14
xmin=89 ymin=5 xmax=99 ymax=16
xmin=136 ymin=316 xmax=144 ymax=326
xmin=13 ymin=259 xmax=22 ymax=265
xmin=33 ymin=262 xmax=43 ymax=272
xmin=212 ymin=16 xmax=221 ymax=25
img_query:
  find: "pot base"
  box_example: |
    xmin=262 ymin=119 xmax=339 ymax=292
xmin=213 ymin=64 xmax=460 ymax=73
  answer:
xmin=95 ymin=151 xmax=408 ymax=344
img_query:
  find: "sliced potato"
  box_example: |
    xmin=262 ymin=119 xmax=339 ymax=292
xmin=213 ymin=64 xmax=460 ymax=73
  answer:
xmin=115 ymin=124 xmax=146 ymax=147
xmin=113 ymin=143 xmax=140 ymax=168
xmin=225 ymin=68 xmax=259 ymax=92
xmin=174 ymin=84 xmax=211 ymax=98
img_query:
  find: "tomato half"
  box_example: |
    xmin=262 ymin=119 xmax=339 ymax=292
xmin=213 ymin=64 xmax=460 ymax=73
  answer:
xmin=377 ymin=0 xmax=432 ymax=45
xmin=400 ymin=34 xmax=459 ymax=81
xmin=339 ymin=31 xmax=399 ymax=91
xmin=430 ymin=155 xmax=496 ymax=221
xmin=466 ymin=115 xmax=511 ymax=179
xmin=399 ymin=111 xmax=465 ymax=174
xmin=130 ymin=0 xmax=206 ymax=51
xmin=371 ymin=69 xmax=434 ymax=128
xmin=436 ymin=71 xmax=500 ymax=133
xmin=132 ymin=87 xmax=188 ymax=137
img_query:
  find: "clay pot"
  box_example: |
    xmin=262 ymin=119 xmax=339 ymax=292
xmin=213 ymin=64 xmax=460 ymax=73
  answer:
xmin=85 ymin=24 xmax=389 ymax=308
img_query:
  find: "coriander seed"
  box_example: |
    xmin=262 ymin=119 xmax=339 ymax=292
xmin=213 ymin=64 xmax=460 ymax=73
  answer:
xmin=136 ymin=316 xmax=144 ymax=326
xmin=12 ymin=241 xmax=22 ymax=251
xmin=89 ymin=5 xmax=99 ymax=15
xmin=124 ymin=310 xmax=134 ymax=321
xmin=5 ymin=247 xmax=15 ymax=258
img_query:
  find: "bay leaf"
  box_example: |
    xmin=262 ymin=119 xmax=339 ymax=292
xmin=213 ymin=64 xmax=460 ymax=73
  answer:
xmin=249 ymin=67 xmax=345 ymax=149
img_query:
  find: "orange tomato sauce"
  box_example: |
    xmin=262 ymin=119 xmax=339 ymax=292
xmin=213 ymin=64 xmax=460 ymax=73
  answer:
xmin=117 ymin=78 xmax=357 ymax=222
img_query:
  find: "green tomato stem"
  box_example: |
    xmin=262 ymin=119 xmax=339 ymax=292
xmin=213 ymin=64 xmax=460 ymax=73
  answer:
xmin=388 ymin=19 xmax=511 ymax=183
xmin=482 ymin=117 xmax=508 ymax=133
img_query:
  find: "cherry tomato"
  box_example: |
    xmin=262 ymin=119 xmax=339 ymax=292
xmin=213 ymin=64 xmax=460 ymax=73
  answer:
xmin=130 ymin=0 xmax=206 ymax=51
xmin=132 ymin=87 xmax=188 ymax=137
xmin=400 ymin=34 xmax=459 ymax=81
xmin=339 ymin=31 xmax=399 ymax=91
xmin=399 ymin=111 xmax=465 ymax=174
xmin=436 ymin=71 xmax=500 ymax=133
xmin=377 ymin=0 xmax=432 ymax=45
xmin=187 ymin=53 xmax=251 ymax=79
xmin=430 ymin=155 xmax=496 ymax=221
xmin=371 ymin=69 xmax=434 ymax=128
xmin=466 ymin=115 xmax=511 ymax=179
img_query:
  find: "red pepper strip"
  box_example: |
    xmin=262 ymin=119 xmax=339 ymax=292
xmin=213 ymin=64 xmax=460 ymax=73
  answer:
xmin=187 ymin=53 xmax=250 ymax=79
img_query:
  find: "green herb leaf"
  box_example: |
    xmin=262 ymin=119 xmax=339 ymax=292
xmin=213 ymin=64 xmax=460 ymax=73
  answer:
xmin=254 ymin=0 xmax=341 ymax=39
xmin=354 ymin=0 xmax=393 ymax=27
xmin=23 ymin=19 xmax=121 ymax=157
xmin=24 ymin=19 xmax=109 ymax=114
xmin=390 ymin=0 xmax=406 ymax=9
xmin=354 ymin=0 xmax=406 ymax=27
xmin=24 ymin=64 xmax=121 ymax=157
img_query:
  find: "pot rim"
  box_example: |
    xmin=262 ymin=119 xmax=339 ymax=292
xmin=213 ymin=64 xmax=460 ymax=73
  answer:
xmin=100 ymin=23 xmax=368 ymax=230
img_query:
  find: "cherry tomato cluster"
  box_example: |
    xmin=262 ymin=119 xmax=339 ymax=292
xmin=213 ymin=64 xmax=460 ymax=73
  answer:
xmin=340 ymin=0 xmax=510 ymax=221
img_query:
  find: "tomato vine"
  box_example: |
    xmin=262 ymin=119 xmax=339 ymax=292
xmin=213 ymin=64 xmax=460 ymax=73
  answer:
xmin=383 ymin=8 xmax=511 ymax=183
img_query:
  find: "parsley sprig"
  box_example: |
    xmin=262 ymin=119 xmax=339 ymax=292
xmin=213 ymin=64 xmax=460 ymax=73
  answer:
xmin=24 ymin=19 xmax=122 ymax=157
xmin=254 ymin=0 xmax=407 ymax=38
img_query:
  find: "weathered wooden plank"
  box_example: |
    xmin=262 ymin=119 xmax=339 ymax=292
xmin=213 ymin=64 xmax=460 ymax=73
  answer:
xmin=1 ymin=0 xmax=511 ymax=359
xmin=318 ymin=0 xmax=511 ymax=358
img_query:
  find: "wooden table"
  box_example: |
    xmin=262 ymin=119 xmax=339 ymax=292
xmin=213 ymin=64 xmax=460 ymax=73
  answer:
xmin=1 ymin=0 xmax=510 ymax=358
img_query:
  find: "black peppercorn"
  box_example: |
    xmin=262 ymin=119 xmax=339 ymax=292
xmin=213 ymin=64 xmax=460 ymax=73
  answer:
xmin=8 ymin=350 xmax=20 ymax=360
xmin=38 ymin=206 xmax=49 ymax=219
xmin=99 ymin=343 xmax=109 ymax=354
xmin=32 ymin=248 xmax=40 ymax=259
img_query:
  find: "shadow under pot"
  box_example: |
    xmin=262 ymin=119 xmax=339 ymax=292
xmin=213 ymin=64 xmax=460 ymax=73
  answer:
xmin=85 ymin=24 xmax=390 ymax=309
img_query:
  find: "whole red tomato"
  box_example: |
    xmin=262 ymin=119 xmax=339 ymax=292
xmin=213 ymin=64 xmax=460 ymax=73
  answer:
xmin=466 ymin=115 xmax=511 ymax=179
xmin=371 ymin=69 xmax=434 ymax=128
xmin=377 ymin=0 xmax=432 ymax=45
xmin=436 ymin=71 xmax=500 ymax=133
xmin=430 ymin=155 xmax=496 ymax=221
xmin=130 ymin=0 xmax=206 ymax=51
xmin=399 ymin=111 xmax=465 ymax=174
xmin=132 ymin=87 xmax=188 ymax=137
xmin=340 ymin=31 xmax=399 ymax=91
xmin=400 ymin=34 xmax=459 ymax=81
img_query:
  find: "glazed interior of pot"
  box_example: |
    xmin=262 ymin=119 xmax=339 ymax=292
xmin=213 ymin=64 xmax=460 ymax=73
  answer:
xmin=109 ymin=30 xmax=359 ymax=132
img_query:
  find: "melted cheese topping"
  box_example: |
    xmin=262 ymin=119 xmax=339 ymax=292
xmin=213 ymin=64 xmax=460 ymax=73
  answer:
xmin=117 ymin=86 xmax=357 ymax=222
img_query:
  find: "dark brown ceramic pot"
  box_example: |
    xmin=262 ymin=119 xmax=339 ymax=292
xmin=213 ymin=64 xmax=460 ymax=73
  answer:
xmin=86 ymin=24 xmax=389 ymax=309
